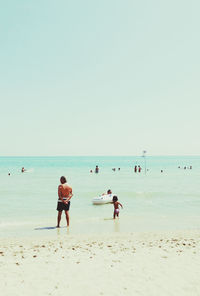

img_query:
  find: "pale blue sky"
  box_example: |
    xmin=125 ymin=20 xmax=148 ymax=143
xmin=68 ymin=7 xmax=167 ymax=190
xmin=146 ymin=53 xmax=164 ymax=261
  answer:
xmin=0 ymin=0 xmax=199 ymax=156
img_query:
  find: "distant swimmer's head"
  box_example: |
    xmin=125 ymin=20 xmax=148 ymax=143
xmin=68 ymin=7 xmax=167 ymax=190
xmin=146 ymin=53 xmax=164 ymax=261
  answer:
xmin=107 ymin=189 xmax=112 ymax=194
xmin=60 ymin=176 xmax=67 ymax=184
xmin=112 ymin=195 xmax=118 ymax=202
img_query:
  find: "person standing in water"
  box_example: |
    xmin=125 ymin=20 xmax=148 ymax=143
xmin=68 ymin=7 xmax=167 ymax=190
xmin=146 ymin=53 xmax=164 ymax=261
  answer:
xmin=112 ymin=196 xmax=123 ymax=219
xmin=56 ymin=176 xmax=73 ymax=227
xmin=95 ymin=165 xmax=99 ymax=173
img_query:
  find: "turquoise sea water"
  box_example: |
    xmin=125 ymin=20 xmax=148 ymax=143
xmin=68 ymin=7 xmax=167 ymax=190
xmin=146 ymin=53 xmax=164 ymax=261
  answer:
xmin=0 ymin=156 xmax=200 ymax=238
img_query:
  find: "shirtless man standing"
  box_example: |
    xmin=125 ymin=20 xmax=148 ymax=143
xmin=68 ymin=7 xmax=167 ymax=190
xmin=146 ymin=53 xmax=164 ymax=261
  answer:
xmin=56 ymin=176 xmax=73 ymax=227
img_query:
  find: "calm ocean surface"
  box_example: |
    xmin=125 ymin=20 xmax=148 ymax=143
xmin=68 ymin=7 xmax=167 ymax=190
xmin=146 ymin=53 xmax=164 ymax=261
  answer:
xmin=0 ymin=156 xmax=200 ymax=238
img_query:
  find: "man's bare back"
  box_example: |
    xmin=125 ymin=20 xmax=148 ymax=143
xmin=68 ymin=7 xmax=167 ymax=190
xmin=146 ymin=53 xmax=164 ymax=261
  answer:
xmin=58 ymin=183 xmax=72 ymax=202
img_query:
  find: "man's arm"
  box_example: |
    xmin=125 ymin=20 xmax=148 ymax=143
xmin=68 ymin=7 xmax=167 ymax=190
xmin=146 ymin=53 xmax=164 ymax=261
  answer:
xmin=66 ymin=187 xmax=73 ymax=202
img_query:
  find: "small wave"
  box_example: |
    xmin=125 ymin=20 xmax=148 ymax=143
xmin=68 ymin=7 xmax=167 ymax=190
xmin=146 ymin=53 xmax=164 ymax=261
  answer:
xmin=0 ymin=221 xmax=34 ymax=228
xmin=25 ymin=168 xmax=34 ymax=173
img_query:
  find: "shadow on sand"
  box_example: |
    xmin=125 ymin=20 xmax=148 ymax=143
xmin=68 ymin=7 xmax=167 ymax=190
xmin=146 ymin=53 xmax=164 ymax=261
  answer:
xmin=34 ymin=226 xmax=66 ymax=230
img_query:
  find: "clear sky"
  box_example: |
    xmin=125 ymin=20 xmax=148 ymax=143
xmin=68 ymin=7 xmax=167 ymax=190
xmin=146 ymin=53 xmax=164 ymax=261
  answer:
xmin=0 ymin=0 xmax=199 ymax=156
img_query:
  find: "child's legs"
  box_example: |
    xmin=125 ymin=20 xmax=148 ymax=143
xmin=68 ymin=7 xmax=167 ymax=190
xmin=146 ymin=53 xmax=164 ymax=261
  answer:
xmin=114 ymin=209 xmax=119 ymax=218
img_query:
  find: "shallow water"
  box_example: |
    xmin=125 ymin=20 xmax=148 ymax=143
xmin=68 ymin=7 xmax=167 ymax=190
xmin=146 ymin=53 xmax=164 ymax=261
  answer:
xmin=0 ymin=156 xmax=200 ymax=238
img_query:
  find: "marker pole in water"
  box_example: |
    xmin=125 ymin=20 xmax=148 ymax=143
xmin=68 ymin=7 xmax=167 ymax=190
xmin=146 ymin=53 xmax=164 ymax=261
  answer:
xmin=142 ymin=150 xmax=147 ymax=175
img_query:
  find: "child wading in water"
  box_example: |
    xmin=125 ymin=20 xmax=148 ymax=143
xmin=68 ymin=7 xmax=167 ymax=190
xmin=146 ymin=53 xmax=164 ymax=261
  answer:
xmin=112 ymin=195 xmax=123 ymax=219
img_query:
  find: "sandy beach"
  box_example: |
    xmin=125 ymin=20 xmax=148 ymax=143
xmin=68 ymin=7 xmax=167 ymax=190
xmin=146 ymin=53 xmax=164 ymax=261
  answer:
xmin=1 ymin=230 xmax=200 ymax=296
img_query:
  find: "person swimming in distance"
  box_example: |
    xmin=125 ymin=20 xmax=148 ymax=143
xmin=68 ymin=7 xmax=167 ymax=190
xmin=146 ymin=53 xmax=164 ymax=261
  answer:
xmin=21 ymin=167 xmax=26 ymax=173
xmin=112 ymin=196 xmax=123 ymax=219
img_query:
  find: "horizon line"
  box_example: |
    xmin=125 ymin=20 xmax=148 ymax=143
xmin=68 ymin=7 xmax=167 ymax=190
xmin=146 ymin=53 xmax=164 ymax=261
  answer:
xmin=0 ymin=154 xmax=200 ymax=157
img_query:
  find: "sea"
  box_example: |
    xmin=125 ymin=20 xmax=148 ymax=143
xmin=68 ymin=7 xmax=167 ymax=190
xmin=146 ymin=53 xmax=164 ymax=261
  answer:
xmin=0 ymin=156 xmax=200 ymax=238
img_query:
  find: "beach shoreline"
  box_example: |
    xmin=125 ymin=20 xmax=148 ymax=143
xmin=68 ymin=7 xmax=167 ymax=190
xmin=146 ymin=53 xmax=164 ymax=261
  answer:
xmin=1 ymin=229 xmax=200 ymax=296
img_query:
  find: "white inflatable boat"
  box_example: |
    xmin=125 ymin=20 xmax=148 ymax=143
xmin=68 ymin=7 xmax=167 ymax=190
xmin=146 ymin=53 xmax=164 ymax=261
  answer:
xmin=92 ymin=194 xmax=113 ymax=205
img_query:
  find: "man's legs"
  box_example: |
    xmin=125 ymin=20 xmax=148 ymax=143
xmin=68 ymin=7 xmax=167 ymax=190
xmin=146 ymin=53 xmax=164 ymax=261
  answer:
xmin=57 ymin=211 xmax=62 ymax=227
xmin=65 ymin=210 xmax=69 ymax=227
